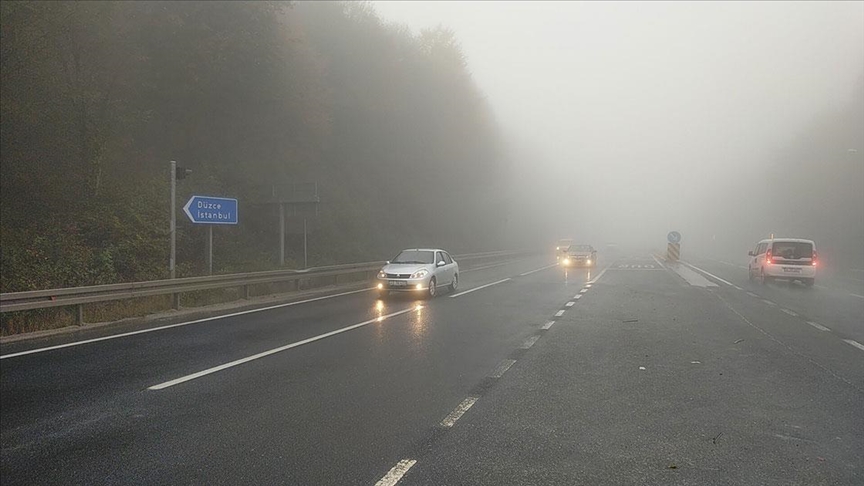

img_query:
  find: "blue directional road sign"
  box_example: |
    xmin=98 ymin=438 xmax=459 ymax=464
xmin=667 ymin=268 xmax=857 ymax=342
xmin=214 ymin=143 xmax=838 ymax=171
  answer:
xmin=667 ymin=231 xmax=682 ymax=244
xmin=183 ymin=195 xmax=238 ymax=225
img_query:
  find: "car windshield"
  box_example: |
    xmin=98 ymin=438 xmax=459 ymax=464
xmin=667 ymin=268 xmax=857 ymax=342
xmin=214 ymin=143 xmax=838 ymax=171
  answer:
xmin=771 ymin=242 xmax=813 ymax=259
xmin=391 ymin=250 xmax=435 ymax=264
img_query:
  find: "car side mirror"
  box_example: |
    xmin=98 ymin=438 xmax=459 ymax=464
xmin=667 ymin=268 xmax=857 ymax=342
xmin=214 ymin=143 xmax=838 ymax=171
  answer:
xmin=385 ymin=261 xmax=390 ymax=264
xmin=747 ymin=251 xmax=754 ymax=257
xmin=437 ymin=261 xmax=445 ymax=267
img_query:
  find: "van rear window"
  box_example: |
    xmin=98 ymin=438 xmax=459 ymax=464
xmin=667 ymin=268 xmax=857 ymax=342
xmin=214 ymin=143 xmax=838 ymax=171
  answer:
xmin=771 ymin=242 xmax=812 ymax=259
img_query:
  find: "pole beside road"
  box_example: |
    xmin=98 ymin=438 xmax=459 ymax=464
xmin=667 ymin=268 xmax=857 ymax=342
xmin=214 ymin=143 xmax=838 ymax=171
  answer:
xmin=170 ymin=161 xmax=176 ymax=280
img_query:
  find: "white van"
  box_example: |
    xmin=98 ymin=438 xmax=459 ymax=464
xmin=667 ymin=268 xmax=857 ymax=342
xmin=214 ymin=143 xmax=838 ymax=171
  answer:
xmin=748 ymin=238 xmax=817 ymax=286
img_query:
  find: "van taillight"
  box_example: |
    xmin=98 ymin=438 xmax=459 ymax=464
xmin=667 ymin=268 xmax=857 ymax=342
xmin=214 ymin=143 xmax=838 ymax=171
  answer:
xmin=812 ymin=250 xmax=817 ymax=266
xmin=766 ymin=248 xmax=773 ymax=264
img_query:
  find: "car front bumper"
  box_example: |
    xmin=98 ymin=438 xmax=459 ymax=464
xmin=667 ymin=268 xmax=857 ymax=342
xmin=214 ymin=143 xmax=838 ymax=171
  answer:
xmin=562 ymin=258 xmax=594 ymax=267
xmin=376 ymin=276 xmax=432 ymax=292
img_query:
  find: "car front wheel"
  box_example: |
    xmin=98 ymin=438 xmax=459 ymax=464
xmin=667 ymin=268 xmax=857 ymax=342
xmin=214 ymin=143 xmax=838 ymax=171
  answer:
xmin=449 ymin=274 xmax=458 ymax=293
xmin=427 ymin=277 xmax=437 ymax=299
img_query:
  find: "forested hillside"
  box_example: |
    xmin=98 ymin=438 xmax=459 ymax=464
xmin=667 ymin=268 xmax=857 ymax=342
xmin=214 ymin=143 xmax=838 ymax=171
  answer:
xmin=0 ymin=1 xmax=512 ymax=292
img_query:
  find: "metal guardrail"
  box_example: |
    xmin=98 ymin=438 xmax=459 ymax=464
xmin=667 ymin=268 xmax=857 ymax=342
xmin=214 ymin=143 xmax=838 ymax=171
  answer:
xmin=0 ymin=250 xmax=528 ymax=323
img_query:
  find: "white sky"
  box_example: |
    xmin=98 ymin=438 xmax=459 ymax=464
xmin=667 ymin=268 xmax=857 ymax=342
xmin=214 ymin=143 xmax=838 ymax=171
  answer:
xmin=371 ymin=1 xmax=864 ymax=247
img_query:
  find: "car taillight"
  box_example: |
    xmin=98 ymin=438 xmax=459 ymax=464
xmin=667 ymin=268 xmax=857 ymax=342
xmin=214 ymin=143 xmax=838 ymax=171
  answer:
xmin=812 ymin=250 xmax=817 ymax=266
xmin=766 ymin=248 xmax=773 ymax=264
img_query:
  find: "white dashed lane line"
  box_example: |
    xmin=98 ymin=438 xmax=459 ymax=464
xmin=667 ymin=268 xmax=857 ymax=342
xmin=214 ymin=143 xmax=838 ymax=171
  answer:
xmin=520 ymin=336 xmax=540 ymax=349
xmin=573 ymin=294 xmax=582 ymax=300
xmin=781 ymin=309 xmax=799 ymax=317
xmin=807 ymin=321 xmax=831 ymax=332
xmin=440 ymin=396 xmax=479 ymax=428
xmin=565 ymin=302 xmax=575 ymax=307
xmin=555 ymin=310 xmax=565 ymax=317
xmin=541 ymin=321 xmax=555 ymax=330
xmin=843 ymin=340 xmax=864 ymax=352
xmin=449 ymin=278 xmax=511 ymax=298
xmin=579 ymin=288 xmax=588 ymax=294
xmin=518 ymin=263 xmax=559 ymax=277
xmin=375 ymin=459 xmax=417 ymax=486
xmin=489 ymin=359 xmax=517 ymax=378
xmin=762 ymin=299 xmax=777 ymax=306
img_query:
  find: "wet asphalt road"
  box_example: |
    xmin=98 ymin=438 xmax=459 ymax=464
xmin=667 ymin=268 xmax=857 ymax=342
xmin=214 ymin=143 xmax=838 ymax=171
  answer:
xmin=1 ymin=251 xmax=862 ymax=485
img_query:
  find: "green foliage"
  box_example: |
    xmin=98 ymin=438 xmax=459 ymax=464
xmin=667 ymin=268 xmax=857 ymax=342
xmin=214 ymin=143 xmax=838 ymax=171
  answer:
xmin=0 ymin=1 xmax=512 ymax=294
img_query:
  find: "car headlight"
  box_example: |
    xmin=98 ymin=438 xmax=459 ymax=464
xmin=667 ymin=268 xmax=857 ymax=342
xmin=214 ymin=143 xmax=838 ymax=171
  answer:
xmin=377 ymin=270 xmax=386 ymax=279
xmin=410 ymin=269 xmax=428 ymax=279
xmin=563 ymin=258 xmax=570 ymax=265
xmin=586 ymin=259 xmax=592 ymax=265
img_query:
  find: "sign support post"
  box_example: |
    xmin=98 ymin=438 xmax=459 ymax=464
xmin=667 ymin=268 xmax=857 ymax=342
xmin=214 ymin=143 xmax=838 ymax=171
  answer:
xmin=279 ymin=204 xmax=286 ymax=266
xmin=206 ymin=226 xmax=213 ymax=275
xmin=183 ymin=195 xmax=239 ymax=276
xmin=170 ymin=161 xmax=176 ymax=280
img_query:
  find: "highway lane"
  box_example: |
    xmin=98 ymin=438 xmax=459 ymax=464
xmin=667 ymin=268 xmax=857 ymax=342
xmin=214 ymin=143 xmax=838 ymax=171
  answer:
xmin=392 ymin=255 xmax=864 ymax=485
xmin=1 ymin=254 xmax=579 ymax=485
xmin=2 ymin=251 xmax=861 ymax=485
xmin=684 ymin=257 xmax=864 ymax=344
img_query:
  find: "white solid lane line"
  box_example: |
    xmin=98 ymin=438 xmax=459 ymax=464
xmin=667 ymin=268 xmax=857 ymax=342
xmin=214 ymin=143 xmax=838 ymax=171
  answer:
xmin=843 ymin=340 xmax=864 ymax=352
xmin=375 ymin=459 xmax=417 ymax=486
xmin=541 ymin=321 xmax=555 ymax=330
xmin=807 ymin=321 xmax=831 ymax=332
xmin=148 ymin=307 xmax=415 ymax=390
xmin=651 ymin=254 xmax=666 ymax=267
xmin=851 ymin=294 xmax=864 ymax=300
xmin=555 ymin=310 xmax=565 ymax=317
xmin=520 ymin=336 xmax=540 ymax=349
xmin=489 ymin=359 xmax=517 ymax=377
xmin=519 ymin=263 xmax=559 ymax=277
xmin=681 ymin=261 xmax=740 ymax=289
xmin=587 ymin=265 xmax=610 ymax=284
xmin=440 ymin=396 xmax=479 ymax=427
xmin=449 ymin=278 xmax=511 ymax=298
xmin=1 ymin=287 xmax=375 ymax=360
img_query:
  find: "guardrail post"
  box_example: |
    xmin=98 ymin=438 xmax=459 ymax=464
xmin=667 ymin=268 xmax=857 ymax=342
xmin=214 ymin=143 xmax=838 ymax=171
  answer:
xmin=243 ymin=285 xmax=250 ymax=300
xmin=76 ymin=304 xmax=84 ymax=325
xmin=172 ymin=293 xmax=180 ymax=310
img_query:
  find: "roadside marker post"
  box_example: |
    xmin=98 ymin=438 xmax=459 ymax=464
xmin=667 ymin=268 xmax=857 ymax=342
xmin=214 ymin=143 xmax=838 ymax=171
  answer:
xmin=667 ymin=231 xmax=682 ymax=262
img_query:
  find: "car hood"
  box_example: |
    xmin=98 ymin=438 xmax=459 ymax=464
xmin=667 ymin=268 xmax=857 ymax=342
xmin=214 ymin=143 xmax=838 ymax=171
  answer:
xmin=381 ymin=263 xmax=433 ymax=275
xmin=568 ymin=251 xmax=593 ymax=256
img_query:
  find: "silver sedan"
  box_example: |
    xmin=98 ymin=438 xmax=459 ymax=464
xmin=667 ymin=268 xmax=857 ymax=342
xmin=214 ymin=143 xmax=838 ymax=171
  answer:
xmin=376 ymin=248 xmax=459 ymax=299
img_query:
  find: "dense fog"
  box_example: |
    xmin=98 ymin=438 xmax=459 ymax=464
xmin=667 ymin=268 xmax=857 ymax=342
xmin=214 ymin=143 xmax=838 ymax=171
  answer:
xmin=375 ymin=1 xmax=864 ymax=267
xmin=1 ymin=1 xmax=862 ymax=294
